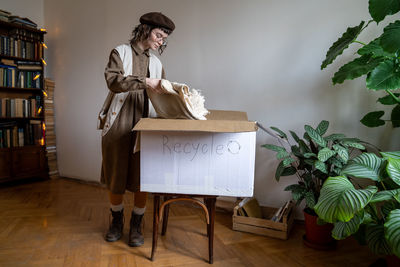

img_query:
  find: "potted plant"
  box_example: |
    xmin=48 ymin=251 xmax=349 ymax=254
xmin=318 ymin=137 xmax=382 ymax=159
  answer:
xmin=315 ymin=151 xmax=400 ymax=265
xmin=321 ymin=0 xmax=400 ymax=128
xmin=263 ymin=120 xmax=366 ymax=249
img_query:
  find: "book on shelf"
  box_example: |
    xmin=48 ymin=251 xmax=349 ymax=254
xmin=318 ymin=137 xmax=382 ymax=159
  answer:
xmin=0 ymin=120 xmax=43 ymax=148
xmin=0 ymin=34 xmax=42 ymax=60
xmin=0 ymin=60 xmax=42 ymax=88
xmin=0 ymin=97 xmax=42 ymax=118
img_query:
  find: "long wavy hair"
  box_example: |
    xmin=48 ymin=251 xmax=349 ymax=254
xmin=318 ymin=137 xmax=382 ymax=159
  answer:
xmin=129 ymin=24 xmax=172 ymax=55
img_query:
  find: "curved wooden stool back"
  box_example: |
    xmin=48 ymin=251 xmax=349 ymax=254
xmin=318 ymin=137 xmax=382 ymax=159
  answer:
xmin=151 ymin=193 xmax=217 ymax=264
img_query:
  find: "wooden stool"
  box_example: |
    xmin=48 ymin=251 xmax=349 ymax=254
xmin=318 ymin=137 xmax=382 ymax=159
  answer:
xmin=151 ymin=193 xmax=217 ymax=264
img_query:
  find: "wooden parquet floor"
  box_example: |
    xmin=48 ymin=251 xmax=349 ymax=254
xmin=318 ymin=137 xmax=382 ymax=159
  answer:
xmin=0 ymin=178 xmax=379 ymax=267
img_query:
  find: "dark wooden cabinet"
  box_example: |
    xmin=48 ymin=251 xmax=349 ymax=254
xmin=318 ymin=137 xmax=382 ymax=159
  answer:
xmin=0 ymin=20 xmax=48 ymax=183
xmin=0 ymin=148 xmax=11 ymax=179
xmin=0 ymin=146 xmax=47 ymax=182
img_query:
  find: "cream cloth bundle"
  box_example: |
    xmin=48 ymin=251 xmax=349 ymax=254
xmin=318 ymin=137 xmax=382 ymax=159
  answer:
xmin=146 ymin=79 xmax=209 ymax=120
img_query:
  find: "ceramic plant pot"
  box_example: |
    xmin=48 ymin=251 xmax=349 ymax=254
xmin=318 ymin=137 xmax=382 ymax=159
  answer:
xmin=303 ymin=208 xmax=336 ymax=250
xmin=386 ymin=255 xmax=400 ymax=267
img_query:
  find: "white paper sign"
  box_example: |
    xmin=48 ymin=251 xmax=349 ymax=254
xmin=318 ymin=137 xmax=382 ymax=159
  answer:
xmin=140 ymin=131 xmax=256 ymax=196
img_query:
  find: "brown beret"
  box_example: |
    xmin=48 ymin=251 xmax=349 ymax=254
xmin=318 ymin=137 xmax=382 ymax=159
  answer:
xmin=140 ymin=12 xmax=175 ymax=32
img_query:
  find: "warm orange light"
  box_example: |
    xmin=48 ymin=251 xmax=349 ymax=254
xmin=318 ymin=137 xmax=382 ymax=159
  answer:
xmin=42 ymin=43 xmax=48 ymax=49
xmin=43 ymin=90 xmax=48 ymax=97
xmin=43 ymin=123 xmax=46 ymax=131
xmin=33 ymin=74 xmax=41 ymax=80
xmin=41 ymin=58 xmax=47 ymax=65
xmin=38 ymin=107 xmax=42 ymax=114
xmin=40 ymin=28 xmax=47 ymax=32
xmin=40 ymin=138 xmax=44 ymax=146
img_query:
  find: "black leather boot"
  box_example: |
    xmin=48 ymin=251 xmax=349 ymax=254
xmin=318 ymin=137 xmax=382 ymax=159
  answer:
xmin=128 ymin=212 xmax=144 ymax=247
xmin=105 ymin=209 xmax=124 ymax=242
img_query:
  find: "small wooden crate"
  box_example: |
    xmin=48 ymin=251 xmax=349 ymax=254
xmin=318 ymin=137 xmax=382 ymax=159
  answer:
xmin=232 ymin=202 xmax=295 ymax=240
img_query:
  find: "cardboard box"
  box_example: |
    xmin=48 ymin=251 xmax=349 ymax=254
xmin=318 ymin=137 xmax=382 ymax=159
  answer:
xmin=232 ymin=202 xmax=295 ymax=240
xmin=133 ymin=110 xmax=257 ymax=197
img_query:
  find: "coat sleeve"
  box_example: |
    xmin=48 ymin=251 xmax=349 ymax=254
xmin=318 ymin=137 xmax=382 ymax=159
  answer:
xmin=104 ymin=49 xmax=147 ymax=93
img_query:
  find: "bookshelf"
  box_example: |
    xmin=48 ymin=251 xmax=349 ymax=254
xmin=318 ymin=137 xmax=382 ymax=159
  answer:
xmin=0 ymin=19 xmax=48 ymax=183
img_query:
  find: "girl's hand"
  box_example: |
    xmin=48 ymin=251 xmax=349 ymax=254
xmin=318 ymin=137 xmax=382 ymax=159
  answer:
xmin=146 ymin=78 xmax=167 ymax=94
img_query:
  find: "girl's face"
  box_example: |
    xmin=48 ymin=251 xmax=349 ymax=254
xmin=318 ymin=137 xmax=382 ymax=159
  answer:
xmin=143 ymin=28 xmax=168 ymax=51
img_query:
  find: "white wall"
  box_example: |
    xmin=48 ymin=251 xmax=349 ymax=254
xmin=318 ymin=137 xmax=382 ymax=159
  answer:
xmin=42 ymin=0 xmax=399 ymax=212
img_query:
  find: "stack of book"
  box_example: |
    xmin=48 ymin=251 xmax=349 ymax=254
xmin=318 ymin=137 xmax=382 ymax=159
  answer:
xmin=0 ymin=10 xmax=11 ymax=22
xmin=44 ymin=78 xmax=58 ymax=177
xmin=9 ymin=16 xmax=37 ymax=29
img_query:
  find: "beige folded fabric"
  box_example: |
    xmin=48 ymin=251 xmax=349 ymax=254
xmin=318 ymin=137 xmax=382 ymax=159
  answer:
xmin=146 ymin=79 xmax=209 ymax=120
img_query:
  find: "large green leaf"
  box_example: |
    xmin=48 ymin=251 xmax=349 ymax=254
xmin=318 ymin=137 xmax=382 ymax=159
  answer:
xmin=304 ymin=125 xmax=326 ymax=147
xmin=382 ymin=201 xmax=400 ymax=217
xmin=276 ymin=159 xmax=297 ymax=181
xmin=366 ymin=223 xmax=392 ymax=255
xmin=387 ymin=158 xmax=400 ymax=185
xmin=391 ymin=104 xmax=400 ymax=127
xmin=314 ymin=160 xmax=328 ymax=174
xmin=281 ymin=166 xmax=297 ymax=177
xmin=332 ymin=211 xmax=364 ymax=240
xmin=305 ymin=191 xmax=316 ymax=209
xmin=385 ymin=209 xmax=400 ymax=257
xmin=285 ymin=184 xmax=307 ymax=203
xmin=341 ymin=141 xmax=366 ymax=150
xmin=314 ymin=176 xmax=378 ymax=223
xmin=367 ymin=60 xmax=400 ymax=90
xmin=298 ymin=140 xmax=311 ymax=153
xmin=276 ymin=150 xmax=290 ymax=159
xmin=380 ymin=20 xmax=400 ymax=53
xmin=342 ymin=153 xmax=384 ymax=181
xmin=333 ymin=144 xmax=349 ymax=163
xmin=381 ymin=151 xmax=400 ymax=160
xmin=283 ymin=157 xmax=295 ymax=167
xmin=369 ymin=0 xmax=400 ymax=23
xmin=358 ymin=38 xmax=395 ymax=58
xmin=378 ymin=93 xmax=400 ymax=105
xmin=316 ymin=120 xmax=329 ymax=136
xmin=289 ymin=131 xmax=300 ymax=143
xmin=371 ymin=189 xmax=400 ymax=203
xmin=324 ymin=133 xmax=346 ymax=142
xmin=332 ymin=55 xmax=383 ymax=84
xmin=360 ymin=111 xmax=386 ymax=127
xmin=304 ymin=152 xmax=317 ymax=159
xmin=275 ymin=161 xmax=285 ymax=181
xmin=329 ymin=157 xmax=344 ymax=168
xmin=318 ymin=148 xmax=336 ymax=162
xmin=321 ymin=21 xmax=365 ymax=69
xmin=262 ymin=144 xmax=286 ymax=152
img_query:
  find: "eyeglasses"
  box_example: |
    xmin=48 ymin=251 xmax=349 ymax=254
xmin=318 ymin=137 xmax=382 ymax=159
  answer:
xmin=152 ymin=31 xmax=168 ymax=45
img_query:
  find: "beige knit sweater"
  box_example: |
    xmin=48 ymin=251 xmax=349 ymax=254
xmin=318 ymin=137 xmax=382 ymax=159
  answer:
xmin=146 ymin=79 xmax=209 ymax=120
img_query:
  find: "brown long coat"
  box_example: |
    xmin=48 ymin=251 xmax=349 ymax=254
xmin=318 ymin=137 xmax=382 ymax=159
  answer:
xmin=100 ymin=43 xmax=164 ymax=194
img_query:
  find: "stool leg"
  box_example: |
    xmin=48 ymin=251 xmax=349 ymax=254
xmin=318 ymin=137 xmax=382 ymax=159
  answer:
xmin=161 ymin=196 xmax=170 ymax=236
xmin=204 ymin=198 xmax=210 ymax=237
xmin=151 ymin=195 xmax=160 ymax=261
xmin=206 ymin=197 xmax=216 ymax=264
